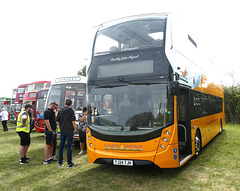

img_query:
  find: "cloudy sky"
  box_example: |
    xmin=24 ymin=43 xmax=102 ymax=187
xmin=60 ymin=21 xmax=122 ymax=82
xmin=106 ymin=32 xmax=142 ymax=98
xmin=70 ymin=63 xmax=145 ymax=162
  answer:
xmin=0 ymin=0 xmax=239 ymax=97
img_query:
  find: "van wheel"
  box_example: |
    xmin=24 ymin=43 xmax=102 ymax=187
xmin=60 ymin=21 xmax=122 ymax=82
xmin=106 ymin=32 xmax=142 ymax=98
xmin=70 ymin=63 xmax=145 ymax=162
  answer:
xmin=195 ymin=130 xmax=201 ymax=156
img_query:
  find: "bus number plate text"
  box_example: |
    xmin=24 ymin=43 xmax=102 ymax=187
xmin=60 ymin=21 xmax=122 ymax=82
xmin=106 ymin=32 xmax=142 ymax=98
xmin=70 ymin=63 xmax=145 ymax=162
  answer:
xmin=113 ymin=159 xmax=133 ymax=166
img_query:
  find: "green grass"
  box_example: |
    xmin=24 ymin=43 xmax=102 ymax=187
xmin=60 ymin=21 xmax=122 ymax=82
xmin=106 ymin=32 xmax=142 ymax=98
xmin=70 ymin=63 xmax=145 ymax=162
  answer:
xmin=0 ymin=123 xmax=239 ymax=191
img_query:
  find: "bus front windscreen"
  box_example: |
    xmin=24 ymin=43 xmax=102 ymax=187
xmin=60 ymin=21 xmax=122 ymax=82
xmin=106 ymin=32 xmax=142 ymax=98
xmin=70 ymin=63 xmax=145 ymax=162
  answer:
xmin=18 ymin=88 xmax=25 ymax=93
xmin=16 ymin=104 xmax=22 ymax=112
xmin=36 ymin=90 xmax=48 ymax=118
xmin=94 ymin=19 xmax=166 ymax=56
xmin=88 ymin=84 xmax=173 ymax=135
xmin=46 ymin=84 xmax=86 ymax=110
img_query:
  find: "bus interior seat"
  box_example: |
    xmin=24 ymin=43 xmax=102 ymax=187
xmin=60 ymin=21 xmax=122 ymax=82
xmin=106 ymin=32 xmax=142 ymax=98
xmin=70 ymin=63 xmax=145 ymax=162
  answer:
xmin=109 ymin=46 xmax=118 ymax=52
xmin=122 ymin=44 xmax=130 ymax=50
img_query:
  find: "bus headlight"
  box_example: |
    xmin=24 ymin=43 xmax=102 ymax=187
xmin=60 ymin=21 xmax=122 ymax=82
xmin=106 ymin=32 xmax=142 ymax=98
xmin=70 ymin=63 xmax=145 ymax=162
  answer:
xmin=90 ymin=143 xmax=93 ymax=147
xmin=88 ymin=136 xmax=91 ymax=141
xmin=158 ymin=126 xmax=173 ymax=151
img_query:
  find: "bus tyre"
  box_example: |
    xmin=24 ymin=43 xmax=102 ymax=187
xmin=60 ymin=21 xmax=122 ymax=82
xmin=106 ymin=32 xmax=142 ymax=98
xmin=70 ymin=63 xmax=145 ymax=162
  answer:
xmin=194 ymin=130 xmax=201 ymax=157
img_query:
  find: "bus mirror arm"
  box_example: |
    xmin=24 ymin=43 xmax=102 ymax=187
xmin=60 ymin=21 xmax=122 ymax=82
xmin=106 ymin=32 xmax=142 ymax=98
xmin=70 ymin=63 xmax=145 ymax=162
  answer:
xmin=169 ymin=72 xmax=180 ymax=95
xmin=169 ymin=81 xmax=180 ymax=96
xmin=171 ymin=72 xmax=179 ymax=81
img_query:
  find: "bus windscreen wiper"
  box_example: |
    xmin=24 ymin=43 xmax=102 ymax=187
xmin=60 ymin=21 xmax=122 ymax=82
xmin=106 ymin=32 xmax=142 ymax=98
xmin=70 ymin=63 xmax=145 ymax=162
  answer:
xmin=96 ymin=85 xmax=127 ymax=88
xmin=118 ymin=76 xmax=134 ymax=84
xmin=89 ymin=80 xmax=126 ymax=88
xmin=118 ymin=76 xmax=160 ymax=85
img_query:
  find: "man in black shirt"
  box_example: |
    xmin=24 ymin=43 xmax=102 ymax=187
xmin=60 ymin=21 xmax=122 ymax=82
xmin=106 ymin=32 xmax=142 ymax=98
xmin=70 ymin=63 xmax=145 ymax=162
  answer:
xmin=43 ymin=102 xmax=58 ymax=164
xmin=57 ymin=99 xmax=77 ymax=168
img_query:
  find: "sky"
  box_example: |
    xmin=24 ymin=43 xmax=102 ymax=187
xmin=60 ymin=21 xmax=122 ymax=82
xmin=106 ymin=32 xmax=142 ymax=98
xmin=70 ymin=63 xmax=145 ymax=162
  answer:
xmin=1 ymin=0 xmax=240 ymax=98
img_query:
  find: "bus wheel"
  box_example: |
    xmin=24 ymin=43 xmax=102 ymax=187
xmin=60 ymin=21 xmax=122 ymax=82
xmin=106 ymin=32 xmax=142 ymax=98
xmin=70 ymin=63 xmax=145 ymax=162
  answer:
xmin=195 ymin=130 xmax=201 ymax=156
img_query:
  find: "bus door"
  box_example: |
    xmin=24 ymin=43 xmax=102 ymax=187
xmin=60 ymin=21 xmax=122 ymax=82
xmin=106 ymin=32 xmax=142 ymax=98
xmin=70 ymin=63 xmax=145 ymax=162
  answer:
xmin=177 ymin=87 xmax=192 ymax=165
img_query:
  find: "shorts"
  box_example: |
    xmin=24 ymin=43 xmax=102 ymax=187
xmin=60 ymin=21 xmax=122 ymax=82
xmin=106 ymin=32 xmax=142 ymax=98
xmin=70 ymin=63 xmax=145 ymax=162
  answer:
xmin=79 ymin=131 xmax=86 ymax=143
xmin=45 ymin=131 xmax=54 ymax=145
xmin=17 ymin=132 xmax=31 ymax=146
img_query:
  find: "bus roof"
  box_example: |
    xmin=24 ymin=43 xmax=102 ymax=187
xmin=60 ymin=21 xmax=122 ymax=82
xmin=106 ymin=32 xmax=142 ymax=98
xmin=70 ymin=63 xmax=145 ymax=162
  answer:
xmin=96 ymin=13 xmax=169 ymax=31
xmin=28 ymin=81 xmax=51 ymax=85
xmin=51 ymin=76 xmax=87 ymax=85
xmin=18 ymin=83 xmax=28 ymax=88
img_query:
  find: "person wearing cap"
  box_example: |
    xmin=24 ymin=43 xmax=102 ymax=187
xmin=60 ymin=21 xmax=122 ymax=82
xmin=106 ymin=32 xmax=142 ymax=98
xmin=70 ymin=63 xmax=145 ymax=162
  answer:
xmin=0 ymin=108 xmax=9 ymax=132
xmin=57 ymin=99 xmax=77 ymax=168
xmin=16 ymin=104 xmax=33 ymax=164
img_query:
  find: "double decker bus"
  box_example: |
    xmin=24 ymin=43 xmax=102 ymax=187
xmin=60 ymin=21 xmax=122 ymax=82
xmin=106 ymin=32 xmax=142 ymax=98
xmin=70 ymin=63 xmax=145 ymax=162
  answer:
xmin=23 ymin=81 xmax=51 ymax=107
xmin=86 ymin=13 xmax=225 ymax=168
xmin=34 ymin=89 xmax=49 ymax=133
xmin=14 ymin=83 xmax=28 ymax=123
xmin=45 ymin=76 xmax=86 ymax=138
xmin=23 ymin=81 xmax=51 ymax=130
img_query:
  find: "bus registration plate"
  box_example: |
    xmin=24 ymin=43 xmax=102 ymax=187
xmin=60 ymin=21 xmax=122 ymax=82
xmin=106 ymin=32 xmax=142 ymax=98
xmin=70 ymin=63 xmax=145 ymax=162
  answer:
xmin=113 ymin=159 xmax=133 ymax=166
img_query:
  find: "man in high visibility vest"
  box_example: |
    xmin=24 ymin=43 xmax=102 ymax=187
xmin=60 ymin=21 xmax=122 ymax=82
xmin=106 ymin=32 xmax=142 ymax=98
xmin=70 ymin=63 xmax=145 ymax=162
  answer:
xmin=16 ymin=104 xmax=33 ymax=164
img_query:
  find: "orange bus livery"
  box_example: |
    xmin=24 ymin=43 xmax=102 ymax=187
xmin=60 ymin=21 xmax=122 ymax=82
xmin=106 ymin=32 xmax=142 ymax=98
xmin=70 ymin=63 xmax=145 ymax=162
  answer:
xmin=86 ymin=13 xmax=225 ymax=168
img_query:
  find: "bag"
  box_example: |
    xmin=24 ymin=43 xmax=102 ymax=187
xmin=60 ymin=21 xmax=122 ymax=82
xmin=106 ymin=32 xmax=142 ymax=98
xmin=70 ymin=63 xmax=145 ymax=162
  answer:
xmin=80 ymin=124 xmax=87 ymax=133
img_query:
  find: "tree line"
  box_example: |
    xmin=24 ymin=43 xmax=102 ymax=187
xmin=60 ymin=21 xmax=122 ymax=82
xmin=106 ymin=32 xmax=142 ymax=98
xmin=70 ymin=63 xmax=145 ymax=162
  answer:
xmin=224 ymin=85 xmax=240 ymax=123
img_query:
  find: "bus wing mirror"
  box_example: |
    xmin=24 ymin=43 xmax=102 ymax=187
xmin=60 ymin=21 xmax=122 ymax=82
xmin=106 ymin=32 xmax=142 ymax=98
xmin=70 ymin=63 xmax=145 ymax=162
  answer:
xmin=169 ymin=81 xmax=179 ymax=95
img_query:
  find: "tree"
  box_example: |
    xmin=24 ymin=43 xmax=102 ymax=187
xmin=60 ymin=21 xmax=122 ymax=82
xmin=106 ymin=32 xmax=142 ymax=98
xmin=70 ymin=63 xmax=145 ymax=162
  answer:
xmin=224 ymin=85 xmax=240 ymax=123
xmin=77 ymin=65 xmax=86 ymax=77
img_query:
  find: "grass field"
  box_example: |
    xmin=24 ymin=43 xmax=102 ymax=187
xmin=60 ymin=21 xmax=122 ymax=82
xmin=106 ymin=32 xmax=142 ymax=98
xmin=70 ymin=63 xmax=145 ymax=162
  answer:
xmin=0 ymin=123 xmax=239 ymax=191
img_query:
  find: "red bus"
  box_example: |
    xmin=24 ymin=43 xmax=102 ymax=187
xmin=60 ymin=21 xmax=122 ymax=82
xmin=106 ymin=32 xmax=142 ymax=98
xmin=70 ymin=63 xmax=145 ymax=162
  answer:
xmin=23 ymin=81 xmax=51 ymax=131
xmin=34 ymin=89 xmax=49 ymax=133
xmin=14 ymin=83 xmax=28 ymax=123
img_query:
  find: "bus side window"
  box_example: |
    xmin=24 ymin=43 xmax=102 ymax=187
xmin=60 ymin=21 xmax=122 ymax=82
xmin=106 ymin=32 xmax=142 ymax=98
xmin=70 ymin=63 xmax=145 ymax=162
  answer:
xmin=192 ymin=91 xmax=201 ymax=119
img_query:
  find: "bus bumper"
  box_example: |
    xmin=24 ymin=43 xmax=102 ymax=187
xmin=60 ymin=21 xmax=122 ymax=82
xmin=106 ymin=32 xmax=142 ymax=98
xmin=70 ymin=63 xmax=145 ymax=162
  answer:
xmin=154 ymin=144 xmax=179 ymax=168
xmin=88 ymin=143 xmax=180 ymax=168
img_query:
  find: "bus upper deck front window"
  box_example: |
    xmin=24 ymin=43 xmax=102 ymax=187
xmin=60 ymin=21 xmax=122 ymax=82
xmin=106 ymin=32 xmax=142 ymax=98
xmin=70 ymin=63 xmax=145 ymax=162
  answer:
xmin=94 ymin=19 xmax=166 ymax=55
xmin=45 ymin=83 xmax=51 ymax=89
xmin=35 ymin=83 xmax=44 ymax=91
xmin=26 ymin=84 xmax=34 ymax=92
xmin=18 ymin=88 xmax=25 ymax=93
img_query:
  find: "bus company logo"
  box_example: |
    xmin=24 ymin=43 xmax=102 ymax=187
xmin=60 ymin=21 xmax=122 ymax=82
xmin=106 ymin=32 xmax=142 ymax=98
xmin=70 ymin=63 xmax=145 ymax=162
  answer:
xmin=110 ymin=55 xmax=139 ymax=62
xmin=179 ymin=67 xmax=189 ymax=83
xmin=104 ymin=143 xmax=143 ymax=151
